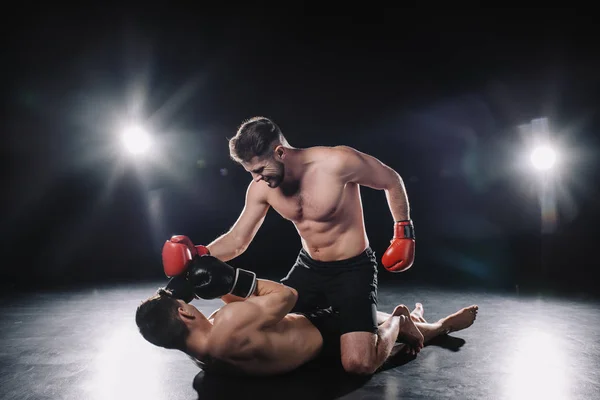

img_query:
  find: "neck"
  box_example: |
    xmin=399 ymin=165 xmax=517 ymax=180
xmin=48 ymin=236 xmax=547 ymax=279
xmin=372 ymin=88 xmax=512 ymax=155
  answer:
xmin=184 ymin=321 xmax=212 ymax=359
xmin=281 ymin=148 xmax=306 ymax=186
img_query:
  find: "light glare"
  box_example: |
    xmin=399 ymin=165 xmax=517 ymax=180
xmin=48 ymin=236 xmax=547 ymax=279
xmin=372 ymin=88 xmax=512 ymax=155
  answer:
xmin=122 ymin=125 xmax=151 ymax=155
xmin=530 ymin=146 xmax=556 ymax=171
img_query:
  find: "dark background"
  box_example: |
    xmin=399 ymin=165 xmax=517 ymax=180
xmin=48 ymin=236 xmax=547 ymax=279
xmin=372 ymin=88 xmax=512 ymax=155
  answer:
xmin=2 ymin=7 xmax=599 ymax=296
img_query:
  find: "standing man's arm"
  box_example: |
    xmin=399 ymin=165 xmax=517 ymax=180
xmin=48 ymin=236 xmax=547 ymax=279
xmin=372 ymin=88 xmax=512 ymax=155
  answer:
xmin=333 ymin=145 xmax=409 ymax=221
xmin=332 ymin=146 xmax=415 ymax=272
xmin=162 ymin=181 xmax=268 ymax=280
xmin=162 ymin=181 xmax=268 ymax=303
xmin=207 ymin=181 xmax=270 ymax=262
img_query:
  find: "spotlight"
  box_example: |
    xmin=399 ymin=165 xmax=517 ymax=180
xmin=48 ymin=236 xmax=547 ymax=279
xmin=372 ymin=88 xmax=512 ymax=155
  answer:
xmin=530 ymin=145 xmax=556 ymax=171
xmin=121 ymin=125 xmax=151 ymax=155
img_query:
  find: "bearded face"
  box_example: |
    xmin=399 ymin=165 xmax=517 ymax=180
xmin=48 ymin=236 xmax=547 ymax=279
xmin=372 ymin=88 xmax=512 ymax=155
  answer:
xmin=244 ymin=156 xmax=285 ymax=188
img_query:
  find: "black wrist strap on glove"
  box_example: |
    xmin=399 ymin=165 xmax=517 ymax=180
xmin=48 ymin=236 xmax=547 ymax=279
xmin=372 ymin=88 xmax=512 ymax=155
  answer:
xmin=395 ymin=220 xmax=416 ymax=239
xmin=230 ymin=268 xmax=257 ymax=298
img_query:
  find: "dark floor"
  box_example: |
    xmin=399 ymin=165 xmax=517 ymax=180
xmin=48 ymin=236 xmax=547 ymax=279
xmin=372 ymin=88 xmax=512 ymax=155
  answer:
xmin=1 ymin=282 xmax=599 ymax=400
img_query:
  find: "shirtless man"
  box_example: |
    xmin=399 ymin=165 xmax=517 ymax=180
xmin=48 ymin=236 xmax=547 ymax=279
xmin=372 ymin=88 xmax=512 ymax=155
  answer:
xmin=135 ymin=255 xmax=479 ymax=376
xmin=162 ymin=116 xmax=416 ymax=374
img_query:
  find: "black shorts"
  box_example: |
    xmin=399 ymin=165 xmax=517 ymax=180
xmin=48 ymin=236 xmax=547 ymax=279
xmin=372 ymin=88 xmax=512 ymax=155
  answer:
xmin=295 ymin=307 xmax=342 ymax=366
xmin=281 ymin=247 xmax=378 ymax=335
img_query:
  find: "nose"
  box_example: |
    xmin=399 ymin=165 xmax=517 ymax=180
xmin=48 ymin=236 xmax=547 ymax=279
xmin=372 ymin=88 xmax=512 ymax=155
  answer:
xmin=252 ymin=173 xmax=263 ymax=183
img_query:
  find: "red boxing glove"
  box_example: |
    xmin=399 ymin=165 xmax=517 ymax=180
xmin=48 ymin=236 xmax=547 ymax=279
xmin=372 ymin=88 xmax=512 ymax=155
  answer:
xmin=162 ymin=235 xmax=210 ymax=277
xmin=381 ymin=220 xmax=415 ymax=272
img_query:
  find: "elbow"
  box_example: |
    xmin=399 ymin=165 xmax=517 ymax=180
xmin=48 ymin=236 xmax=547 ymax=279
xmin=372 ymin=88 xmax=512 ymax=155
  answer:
xmin=383 ymin=169 xmax=403 ymax=190
xmin=287 ymin=286 xmax=298 ymax=300
xmin=232 ymin=230 xmax=252 ymax=254
xmin=207 ymin=232 xmax=249 ymax=262
xmin=285 ymin=286 xmax=299 ymax=307
xmin=388 ymin=168 xmax=402 ymax=182
xmin=232 ymin=241 xmax=249 ymax=258
xmin=280 ymin=282 xmax=298 ymax=298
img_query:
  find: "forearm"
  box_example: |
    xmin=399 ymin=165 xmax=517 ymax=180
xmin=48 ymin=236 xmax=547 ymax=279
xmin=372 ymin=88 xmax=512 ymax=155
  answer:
xmin=384 ymin=171 xmax=410 ymax=221
xmin=220 ymin=293 xmax=246 ymax=303
xmin=248 ymin=279 xmax=298 ymax=322
xmin=207 ymin=231 xmax=248 ymax=262
xmin=255 ymin=279 xmax=298 ymax=299
xmin=220 ymin=278 xmax=297 ymax=305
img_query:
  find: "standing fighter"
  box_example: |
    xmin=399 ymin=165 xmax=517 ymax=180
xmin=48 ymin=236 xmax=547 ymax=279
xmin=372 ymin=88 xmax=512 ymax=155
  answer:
xmin=164 ymin=116 xmax=416 ymax=375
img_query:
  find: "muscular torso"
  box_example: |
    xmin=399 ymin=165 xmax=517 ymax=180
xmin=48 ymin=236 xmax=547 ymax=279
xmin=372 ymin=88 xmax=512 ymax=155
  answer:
xmin=265 ymin=148 xmax=369 ymax=261
xmin=196 ymin=313 xmax=323 ymax=376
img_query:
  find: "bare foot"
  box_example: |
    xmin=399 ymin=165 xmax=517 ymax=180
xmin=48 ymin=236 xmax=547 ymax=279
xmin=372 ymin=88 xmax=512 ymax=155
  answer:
xmin=393 ymin=305 xmax=425 ymax=351
xmin=410 ymin=303 xmax=426 ymax=323
xmin=439 ymin=305 xmax=479 ymax=334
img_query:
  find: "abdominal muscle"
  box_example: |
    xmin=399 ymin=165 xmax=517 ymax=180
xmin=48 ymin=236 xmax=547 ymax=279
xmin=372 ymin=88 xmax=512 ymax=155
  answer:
xmin=272 ymin=181 xmax=370 ymax=262
xmin=298 ymin=219 xmax=369 ymax=262
xmin=294 ymin=191 xmax=370 ymax=262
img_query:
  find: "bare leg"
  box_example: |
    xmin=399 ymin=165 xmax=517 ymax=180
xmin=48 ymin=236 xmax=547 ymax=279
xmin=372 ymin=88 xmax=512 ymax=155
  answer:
xmin=380 ymin=305 xmax=427 ymax=359
xmin=437 ymin=305 xmax=478 ymax=334
xmin=341 ymin=305 xmax=423 ymax=375
xmin=376 ymin=311 xmax=388 ymax=325
xmin=377 ymin=303 xmax=426 ymax=325
xmin=411 ymin=303 xmax=426 ymax=322
xmin=390 ymin=305 xmax=479 ymax=357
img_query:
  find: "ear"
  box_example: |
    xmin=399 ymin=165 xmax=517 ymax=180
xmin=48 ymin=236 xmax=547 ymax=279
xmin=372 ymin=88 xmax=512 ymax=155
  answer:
xmin=274 ymin=145 xmax=285 ymax=160
xmin=178 ymin=306 xmax=196 ymax=321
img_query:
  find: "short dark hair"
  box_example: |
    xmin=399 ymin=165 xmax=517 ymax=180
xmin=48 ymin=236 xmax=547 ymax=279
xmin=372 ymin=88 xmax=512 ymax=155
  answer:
xmin=229 ymin=116 xmax=285 ymax=164
xmin=135 ymin=290 xmax=189 ymax=350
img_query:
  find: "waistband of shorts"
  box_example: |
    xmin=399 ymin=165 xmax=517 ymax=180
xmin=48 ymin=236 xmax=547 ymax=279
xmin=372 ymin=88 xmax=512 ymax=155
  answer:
xmin=297 ymin=247 xmax=376 ymax=270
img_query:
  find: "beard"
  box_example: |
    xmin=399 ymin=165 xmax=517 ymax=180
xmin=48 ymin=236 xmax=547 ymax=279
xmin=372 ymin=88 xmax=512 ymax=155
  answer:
xmin=264 ymin=161 xmax=285 ymax=188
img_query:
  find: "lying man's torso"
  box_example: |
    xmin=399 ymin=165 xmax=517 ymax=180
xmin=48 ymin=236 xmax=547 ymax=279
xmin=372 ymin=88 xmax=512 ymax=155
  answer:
xmin=196 ymin=312 xmax=324 ymax=376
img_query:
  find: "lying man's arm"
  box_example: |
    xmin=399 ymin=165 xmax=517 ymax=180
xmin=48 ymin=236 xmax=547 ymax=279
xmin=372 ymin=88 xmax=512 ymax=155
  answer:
xmin=248 ymin=279 xmax=299 ymax=323
xmin=164 ymin=254 xmax=297 ymax=357
xmin=207 ymin=279 xmax=298 ymax=356
xmin=209 ymin=279 xmax=293 ymax=317
xmin=215 ymin=279 xmax=297 ymax=328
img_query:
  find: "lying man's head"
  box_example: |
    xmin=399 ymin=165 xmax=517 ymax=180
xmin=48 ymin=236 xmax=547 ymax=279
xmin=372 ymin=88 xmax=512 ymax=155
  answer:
xmin=135 ymin=289 xmax=204 ymax=351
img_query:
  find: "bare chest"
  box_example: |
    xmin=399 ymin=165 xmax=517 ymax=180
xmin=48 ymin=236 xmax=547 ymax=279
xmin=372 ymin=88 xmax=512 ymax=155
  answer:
xmin=269 ymin=179 xmax=350 ymax=223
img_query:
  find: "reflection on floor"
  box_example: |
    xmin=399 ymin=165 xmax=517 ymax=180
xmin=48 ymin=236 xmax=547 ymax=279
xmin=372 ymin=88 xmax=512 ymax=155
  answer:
xmin=1 ymin=282 xmax=599 ymax=400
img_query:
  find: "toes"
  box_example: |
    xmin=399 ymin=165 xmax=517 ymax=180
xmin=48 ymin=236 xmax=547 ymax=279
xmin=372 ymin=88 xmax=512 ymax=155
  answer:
xmin=393 ymin=305 xmax=408 ymax=316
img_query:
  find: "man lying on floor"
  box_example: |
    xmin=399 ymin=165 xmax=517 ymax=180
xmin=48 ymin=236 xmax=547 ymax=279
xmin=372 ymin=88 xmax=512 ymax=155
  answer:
xmin=135 ymin=255 xmax=478 ymax=376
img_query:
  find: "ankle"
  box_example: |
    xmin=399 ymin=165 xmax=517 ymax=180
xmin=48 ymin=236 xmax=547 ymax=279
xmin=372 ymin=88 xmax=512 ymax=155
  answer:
xmin=434 ymin=320 xmax=447 ymax=334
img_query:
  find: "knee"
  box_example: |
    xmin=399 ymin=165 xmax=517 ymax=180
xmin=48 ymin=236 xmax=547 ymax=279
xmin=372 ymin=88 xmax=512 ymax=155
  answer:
xmin=341 ymin=356 xmax=377 ymax=376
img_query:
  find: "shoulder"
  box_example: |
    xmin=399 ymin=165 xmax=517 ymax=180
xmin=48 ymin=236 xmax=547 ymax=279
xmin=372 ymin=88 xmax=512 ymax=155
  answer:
xmin=307 ymin=145 xmax=356 ymax=158
xmin=210 ymin=301 xmax=262 ymax=335
xmin=206 ymin=304 xmax=244 ymax=356
xmin=245 ymin=179 xmax=269 ymax=204
xmin=305 ymin=145 xmax=358 ymax=165
xmin=311 ymin=145 xmax=363 ymax=174
xmin=208 ymin=303 xmax=262 ymax=358
xmin=211 ymin=301 xmax=249 ymax=328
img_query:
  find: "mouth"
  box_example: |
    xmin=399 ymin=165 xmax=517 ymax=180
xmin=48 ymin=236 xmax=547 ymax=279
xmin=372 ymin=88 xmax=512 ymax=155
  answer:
xmin=264 ymin=178 xmax=277 ymax=188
